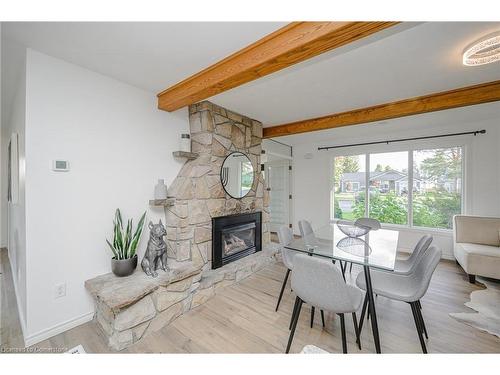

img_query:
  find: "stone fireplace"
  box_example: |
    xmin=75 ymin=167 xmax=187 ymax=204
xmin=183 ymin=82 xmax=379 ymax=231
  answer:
xmin=165 ymin=101 xmax=270 ymax=269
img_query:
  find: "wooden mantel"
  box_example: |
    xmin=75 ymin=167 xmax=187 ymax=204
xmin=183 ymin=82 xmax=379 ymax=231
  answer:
xmin=263 ymin=80 xmax=500 ymax=138
xmin=157 ymin=22 xmax=399 ymax=111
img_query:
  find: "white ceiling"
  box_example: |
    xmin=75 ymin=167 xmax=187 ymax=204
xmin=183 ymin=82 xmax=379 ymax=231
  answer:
xmin=2 ymin=21 xmax=500 ymax=129
xmin=212 ymin=22 xmax=500 ymax=126
xmin=1 ymin=22 xmax=286 ymax=93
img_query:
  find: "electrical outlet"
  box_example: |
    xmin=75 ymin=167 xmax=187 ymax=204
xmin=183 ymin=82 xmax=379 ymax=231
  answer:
xmin=55 ymin=283 xmax=66 ymax=299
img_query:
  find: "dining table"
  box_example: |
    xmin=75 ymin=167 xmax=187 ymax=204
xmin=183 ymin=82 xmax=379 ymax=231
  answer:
xmin=284 ymin=222 xmax=399 ymax=354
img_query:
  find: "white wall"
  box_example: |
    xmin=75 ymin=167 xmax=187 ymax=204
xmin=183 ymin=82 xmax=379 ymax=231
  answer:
xmin=288 ymin=105 xmax=500 ymax=260
xmin=21 ymin=50 xmax=188 ymax=345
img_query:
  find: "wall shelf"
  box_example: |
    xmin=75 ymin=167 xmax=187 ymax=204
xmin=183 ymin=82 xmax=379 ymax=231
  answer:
xmin=149 ymin=197 xmax=175 ymax=207
xmin=172 ymin=151 xmax=199 ymax=160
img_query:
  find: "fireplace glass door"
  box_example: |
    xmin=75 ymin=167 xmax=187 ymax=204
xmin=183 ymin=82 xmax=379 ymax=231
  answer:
xmin=222 ymin=222 xmax=256 ymax=257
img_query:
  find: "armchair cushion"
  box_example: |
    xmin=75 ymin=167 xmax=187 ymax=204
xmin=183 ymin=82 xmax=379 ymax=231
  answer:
xmin=454 ymin=242 xmax=500 ymax=279
xmin=454 ymin=215 xmax=500 ymax=247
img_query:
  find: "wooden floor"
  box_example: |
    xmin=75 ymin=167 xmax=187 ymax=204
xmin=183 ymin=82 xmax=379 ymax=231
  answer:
xmin=1 ymin=247 xmax=499 ymax=353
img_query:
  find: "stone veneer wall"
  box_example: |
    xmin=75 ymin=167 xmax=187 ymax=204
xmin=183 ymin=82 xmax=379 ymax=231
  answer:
xmin=165 ymin=101 xmax=270 ymax=270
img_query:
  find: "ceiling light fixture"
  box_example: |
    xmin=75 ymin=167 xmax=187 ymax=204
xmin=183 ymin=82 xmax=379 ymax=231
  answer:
xmin=463 ymin=33 xmax=500 ymax=66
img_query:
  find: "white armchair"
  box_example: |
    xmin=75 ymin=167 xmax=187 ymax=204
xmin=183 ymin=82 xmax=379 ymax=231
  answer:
xmin=453 ymin=215 xmax=500 ymax=283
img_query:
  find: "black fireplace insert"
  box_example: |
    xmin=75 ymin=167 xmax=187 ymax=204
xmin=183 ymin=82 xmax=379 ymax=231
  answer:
xmin=212 ymin=212 xmax=262 ymax=269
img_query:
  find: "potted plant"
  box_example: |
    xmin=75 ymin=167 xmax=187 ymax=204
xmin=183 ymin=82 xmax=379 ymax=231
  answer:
xmin=106 ymin=209 xmax=146 ymax=277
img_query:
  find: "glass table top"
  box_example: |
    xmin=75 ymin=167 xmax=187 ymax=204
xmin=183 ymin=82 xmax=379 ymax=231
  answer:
xmin=284 ymin=223 xmax=399 ymax=271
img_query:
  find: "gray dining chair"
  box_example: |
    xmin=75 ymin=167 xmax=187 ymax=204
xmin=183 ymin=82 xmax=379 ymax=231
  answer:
xmin=355 ymin=245 xmax=442 ymax=353
xmin=298 ymin=219 xmax=314 ymax=237
xmin=395 ymin=235 xmax=433 ymax=275
xmin=354 ymin=217 xmax=382 ymax=230
xmin=286 ymin=254 xmax=363 ymax=353
xmin=298 ymin=219 xmax=320 ymax=248
xmin=276 ymin=225 xmax=327 ymax=329
xmin=275 ymin=225 xmax=295 ymax=312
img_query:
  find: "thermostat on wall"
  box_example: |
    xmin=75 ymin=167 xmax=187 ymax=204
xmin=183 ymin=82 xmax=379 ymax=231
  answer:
xmin=53 ymin=160 xmax=70 ymax=172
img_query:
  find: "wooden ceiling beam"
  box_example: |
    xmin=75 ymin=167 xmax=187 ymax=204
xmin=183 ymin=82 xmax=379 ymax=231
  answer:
xmin=263 ymin=80 xmax=500 ymax=138
xmin=157 ymin=22 xmax=399 ymax=111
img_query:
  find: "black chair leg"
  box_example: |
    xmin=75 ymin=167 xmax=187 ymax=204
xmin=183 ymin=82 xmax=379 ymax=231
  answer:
xmin=352 ymin=312 xmax=361 ymax=350
xmin=310 ymin=306 xmax=315 ymax=328
xmin=416 ymin=301 xmax=429 ymax=339
xmin=286 ymin=297 xmax=303 ymax=353
xmin=349 ymin=262 xmax=353 ymax=273
xmin=276 ymin=269 xmax=291 ymax=312
xmin=289 ymin=295 xmax=300 ymax=330
xmin=410 ymin=302 xmax=427 ymax=353
xmin=339 ymin=313 xmax=347 ymax=353
xmin=321 ymin=310 xmax=325 ymax=328
xmin=340 ymin=261 xmax=346 ymax=282
xmin=357 ymin=293 xmax=369 ymax=343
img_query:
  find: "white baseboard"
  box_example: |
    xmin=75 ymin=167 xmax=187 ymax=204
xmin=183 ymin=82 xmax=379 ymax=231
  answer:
xmin=24 ymin=311 xmax=95 ymax=347
xmin=7 ymin=249 xmax=28 ymax=347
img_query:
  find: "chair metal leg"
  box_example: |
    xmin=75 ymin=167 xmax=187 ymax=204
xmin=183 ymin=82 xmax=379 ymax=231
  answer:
xmin=310 ymin=306 xmax=315 ymax=328
xmin=410 ymin=302 xmax=427 ymax=353
xmin=289 ymin=295 xmax=300 ymax=330
xmin=340 ymin=261 xmax=346 ymax=282
xmin=276 ymin=269 xmax=291 ymax=312
xmin=321 ymin=310 xmax=325 ymax=328
xmin=339 ymin=313 xmax=347 ymax=353
xmin=349 ymin=262 xmax=353 ymax=273
xmin=416 ymin=300 xmax=428 ymax=339
xmin=357 ymin=293 xmax=369 ymax=344
xmin=352 ymin=312 xmax=361 ymax=350
xmin=286 ymin=297 xmax=303 ymax=353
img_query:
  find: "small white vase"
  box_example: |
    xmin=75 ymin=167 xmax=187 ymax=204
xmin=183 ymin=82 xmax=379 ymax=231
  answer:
xmin=154 ymin=179 xmax=168 ymax=200
xmin=180 ymin=133 xmax=191 ymax=152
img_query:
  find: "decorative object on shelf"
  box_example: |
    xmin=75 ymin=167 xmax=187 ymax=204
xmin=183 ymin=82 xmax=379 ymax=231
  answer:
xmin=154 ymin=179 xmax=168 ymax=200
xmin=179 ymin=133 xmax=191 ymax=152
xmin=141 ymin=220 xmax=168 ymax=278
xmin=220 ymin=151 xmax=254 ymax=199
xmin=336 ymin=220 xmax=371 ymax=238
xmin=106 ymin=209 xmax=146 ymax=277
xmin=463 ymin=33 xmax=500 ymax=66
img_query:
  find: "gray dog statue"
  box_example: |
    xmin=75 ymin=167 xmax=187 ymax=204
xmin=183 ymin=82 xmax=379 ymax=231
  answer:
xmin=141 ymin=220 xmax=168 ymax=277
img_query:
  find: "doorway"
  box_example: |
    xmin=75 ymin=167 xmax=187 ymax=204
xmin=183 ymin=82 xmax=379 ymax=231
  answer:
xmin=265 ymin=159 xmax=292 ymax=233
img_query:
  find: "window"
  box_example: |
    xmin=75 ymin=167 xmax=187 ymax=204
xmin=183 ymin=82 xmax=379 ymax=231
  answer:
xmin=332 ymin=146 xmax=463 ymax=229
xmin=412 ymin=147 xmax=462 ymax=229
xmin=333 ymin=154 xmax=366 ymax=221
xmin=369 ymin=151 xmax=408 ymax=225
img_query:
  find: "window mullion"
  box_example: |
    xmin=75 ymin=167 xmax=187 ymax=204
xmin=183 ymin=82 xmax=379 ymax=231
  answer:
xmin=365 ymin=153 xmax=370 ymax=218
xmin=408 ymin=150 xmax=414 ymax=228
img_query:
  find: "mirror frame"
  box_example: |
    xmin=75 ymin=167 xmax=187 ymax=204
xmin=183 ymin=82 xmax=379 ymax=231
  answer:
xmin=220 ymin=151 xmax=254 ymax=199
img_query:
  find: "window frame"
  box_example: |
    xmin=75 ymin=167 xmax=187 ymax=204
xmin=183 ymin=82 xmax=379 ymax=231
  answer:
xmin=330 ymin=136 xmax=468 ymax=233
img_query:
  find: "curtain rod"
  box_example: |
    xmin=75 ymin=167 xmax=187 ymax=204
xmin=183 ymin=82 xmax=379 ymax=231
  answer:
xmin=317 ymin=129 xmax=486 ymax=151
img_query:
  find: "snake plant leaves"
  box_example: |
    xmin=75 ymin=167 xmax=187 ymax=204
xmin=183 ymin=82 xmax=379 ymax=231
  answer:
xmin=106 ymin=239 xmax=119 ymax=259
xmin=106 ymin=209 xmax=147 ymax=260
xmin=129 ymin=211 xmax=146 ymax=258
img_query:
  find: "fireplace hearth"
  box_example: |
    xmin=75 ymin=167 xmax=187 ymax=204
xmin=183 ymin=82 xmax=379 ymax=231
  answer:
xmin=212 ymin=212 xmax=262 ymax=269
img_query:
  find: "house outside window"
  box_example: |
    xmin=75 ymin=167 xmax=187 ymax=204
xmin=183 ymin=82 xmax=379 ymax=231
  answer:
xmin=332 ymin=146 xmax=463 ymax=230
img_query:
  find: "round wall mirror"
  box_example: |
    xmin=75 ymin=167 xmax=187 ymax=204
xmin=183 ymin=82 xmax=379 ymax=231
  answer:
xmin=220 ymin=152 xmax=254 ymax=199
